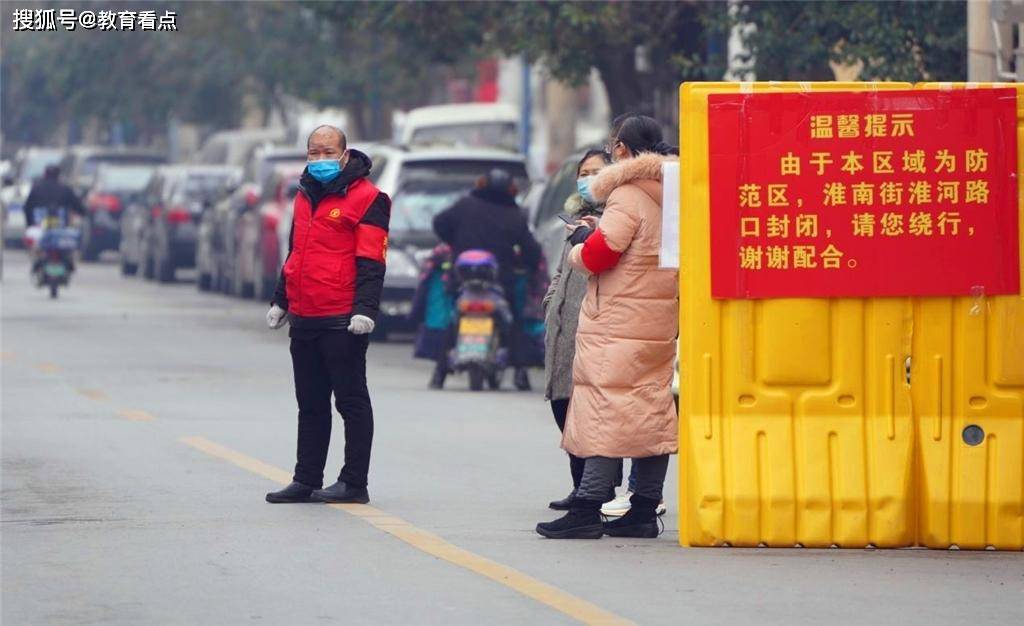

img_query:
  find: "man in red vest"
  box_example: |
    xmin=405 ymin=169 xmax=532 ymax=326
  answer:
xmin=264 ymin=125 xmax=390 ymax=505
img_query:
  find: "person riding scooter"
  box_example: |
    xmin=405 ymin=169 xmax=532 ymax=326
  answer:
xmin=24 ymin=165 xmax=84 ymax=277
xmin=432 ymin=169 xmax=543 ymax=390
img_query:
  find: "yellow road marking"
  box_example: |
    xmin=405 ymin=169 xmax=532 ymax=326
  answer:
xmin=77 ymin=388 xmax=109 ymax=401
xmin=180 ymin=436 xmax=635 ymax=626
xmin=33 ymin=362 xmax=61 ymax=374
xmin=118 ymin=409 xmax=155 ymax=422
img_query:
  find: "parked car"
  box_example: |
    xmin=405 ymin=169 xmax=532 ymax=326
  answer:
xmin=120 ymin=165 xmax=241 ymax=281
xmin=58 ymin=146 xmax=166 ymax=197
xmin=79 ymin=164 xmax=155 ymax=260
xmin=196 ymin=182 xmax=257 ymax=293
xmin=399 ymin=103 xmax=519 ymax=152
xmin=1 ymin=147 xmax=65 ymax=246
xmin=233 ymin=163 xmax=303 ymax=300
xmin=193 ymin=128 xmax=285 ymax=168
xmin=196 ymin=146 xmax=305 ymax=295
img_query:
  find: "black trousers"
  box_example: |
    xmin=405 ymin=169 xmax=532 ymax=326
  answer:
xmin=290 ymin=331 xmax=373 ymax=489
xmin=550 ymin=399 xmax=622 ymax=490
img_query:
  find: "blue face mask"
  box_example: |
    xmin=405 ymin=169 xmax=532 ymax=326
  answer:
xmin=577 ymin=176 xmax=596 ymax=204
xmin=308 ymin=158 xmax=342 ymax=183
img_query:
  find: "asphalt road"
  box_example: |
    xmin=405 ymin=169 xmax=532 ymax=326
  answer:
xmin=2 ymin=250 xmax=1022 ymax=626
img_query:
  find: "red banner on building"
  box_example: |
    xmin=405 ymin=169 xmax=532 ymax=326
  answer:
xmin=708 ymin=88 xmax=1020 ymax=298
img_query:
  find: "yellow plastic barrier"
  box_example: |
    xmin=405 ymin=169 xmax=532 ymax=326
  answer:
xmin=912 ymin=83 xmax=1024 ymax=551
xmin=678 ymin=82 xmax=916 ymax=548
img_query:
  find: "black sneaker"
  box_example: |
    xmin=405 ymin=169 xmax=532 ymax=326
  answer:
xmin=310 ymin=480 xmax=370 ymax=504
xmin=536 ymin=500 xmax=603 ymax=539
xmin=266 ymin=481 xmax=317 ymax=503
xmin=603 ymin=494 xmax=660 ymax=538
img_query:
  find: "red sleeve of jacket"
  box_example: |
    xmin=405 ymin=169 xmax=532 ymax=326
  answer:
xmin=579 ymin=228 xmax=623 ymax=274
xmin=353 ymin=192 xmax=391 ymax=320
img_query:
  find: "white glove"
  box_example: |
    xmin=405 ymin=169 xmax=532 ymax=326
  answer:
xmin=348 ymin=314 xmax=375 ymax=335
xmin=266 ymin=304 xmax=288 ymax=330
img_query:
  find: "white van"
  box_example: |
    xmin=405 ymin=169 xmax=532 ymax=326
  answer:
xmin=399 ymin=103 xmax=519 ymax=152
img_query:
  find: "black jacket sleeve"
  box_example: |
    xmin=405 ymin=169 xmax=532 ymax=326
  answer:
xmin=271 ymin=221 xmax=293 ymax=310
xmin=64 ymin=186 xmax=85 ymax=217
xmin=432 ymin=201 xmax=459 ymax=245
xmin=352 ymin=192 xmax=391 ymax=320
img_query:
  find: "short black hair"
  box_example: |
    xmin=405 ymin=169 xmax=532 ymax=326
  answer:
xmin=307 ymin=125 xmax=347 ymax=151
xmin=576 ymin=149 xmax=611 ymax=176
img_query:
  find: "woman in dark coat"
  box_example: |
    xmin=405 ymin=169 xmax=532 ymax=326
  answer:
xmin=542 ymin=149 xmax=614 ymax=510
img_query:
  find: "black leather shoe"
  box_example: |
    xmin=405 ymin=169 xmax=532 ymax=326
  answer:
xmin=266 ymin=481 xmax=317 ymax=503
xmin=548 ymin=489 xmax=577 ymax=510
xmin=311 ymin=481 xmax=370 ymax=504
xmin=536 ymin=499 xmax=604 ymax=539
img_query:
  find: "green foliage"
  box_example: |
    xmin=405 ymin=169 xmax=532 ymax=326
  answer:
xmin=735 ymin=1 xmax=967 ymax=81
xmin=1 ymin=0 xmax=968 ymax=147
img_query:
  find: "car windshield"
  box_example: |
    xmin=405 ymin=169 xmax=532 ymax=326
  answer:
xmin=410 ymin=122 xmax=518 ymax=151
xmin=391 ymin=181 xmax=467 ymax=234
xmin=257 ymin=156 xmax=305 ymax=188
xmin=82 ymin=154 xmax=164 ymax=178
xmin=96 ymin=165 xmax=154 ymax=192
xmin=390 ymin=159 xmax=530 ymax=239
xmin=19 ymin=152 xmax=62 ymax=181
xmin=183 ymin=173 xmax=230 ymax=199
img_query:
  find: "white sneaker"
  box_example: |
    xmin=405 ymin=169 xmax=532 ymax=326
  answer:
xmin=601 ymin=490 xmax=633 ymax=517
xmin=601 ymin=491 xmax=668 ymax=517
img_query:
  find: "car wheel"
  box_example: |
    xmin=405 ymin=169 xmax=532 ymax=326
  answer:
xmin=156 ymin=247 xmax=175 ymax=283
xmin=142 ymin=246 xmax=155 ymax=279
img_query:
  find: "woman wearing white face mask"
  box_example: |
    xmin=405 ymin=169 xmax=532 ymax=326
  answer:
xmin=543 ymin=149 xmax=614 ymax=511
xmin=537 ymin=116 xmax=679 ymax=540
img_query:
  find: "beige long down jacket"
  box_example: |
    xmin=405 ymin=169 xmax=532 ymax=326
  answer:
xmin=561 ymin=152 xmax=679 ymax=458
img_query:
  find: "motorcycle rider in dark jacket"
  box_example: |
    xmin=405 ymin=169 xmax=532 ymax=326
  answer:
xmin=432 ymin=169 xmax=542 ymax=390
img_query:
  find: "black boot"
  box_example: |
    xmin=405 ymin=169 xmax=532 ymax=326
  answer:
xmin=265 ymin=481 xmax=317 ymax=503
xmin=548 ymin=489 xmax=577 ymax=510
xmin=310 ymin=480 xmax=370 ymax=504
xmin=536 ymin=499 xmax=603 ymax=539
xmin=603 ymin=494 xmax=660 ymax=538
xmin=429 ymin=364 xmax=447 ymax=389
xmin=514 ymin=367 xmax=531 ymax=391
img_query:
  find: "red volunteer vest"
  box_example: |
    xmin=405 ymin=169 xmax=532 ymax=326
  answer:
xmin=283 ymin=178 xmax=380 ymax=317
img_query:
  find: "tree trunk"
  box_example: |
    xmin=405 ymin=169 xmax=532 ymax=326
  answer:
xmin=594 ymin=51 xmax=650 ymax=118
xmin=348 ymin=96 xmax=369 ymax=142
